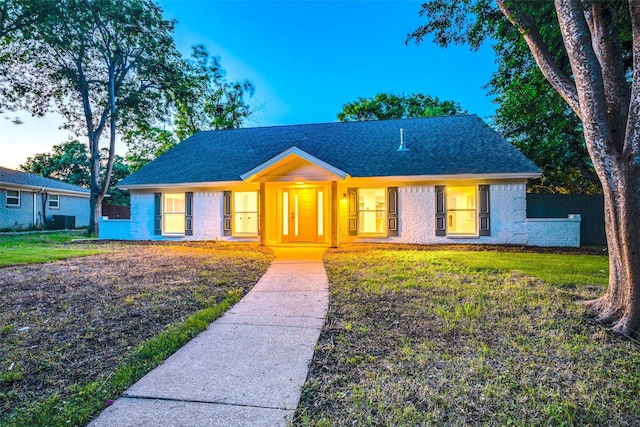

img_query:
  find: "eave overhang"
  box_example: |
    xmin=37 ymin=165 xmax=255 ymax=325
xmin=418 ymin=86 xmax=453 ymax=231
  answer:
xmin=240 ymin=146 xmax=349 ymax=182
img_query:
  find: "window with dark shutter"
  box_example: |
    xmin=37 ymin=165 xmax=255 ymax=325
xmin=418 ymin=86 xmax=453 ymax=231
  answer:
xmin=347 ymin=188 xmax=358 ymax=236
xmin=479 ymin=185 xmax=490 ymax=236
xmin=223 ymin=191 xmax=232 ymax=236
xmin=435 ymin=186 xmax=446 ymax=236
xmin=153 ymin=193 xmax=162 ymax=235
xmin=185 ymin=192 xmax=193 ymax=236
xmin=387 ymin=187 xmax=398 ymax=236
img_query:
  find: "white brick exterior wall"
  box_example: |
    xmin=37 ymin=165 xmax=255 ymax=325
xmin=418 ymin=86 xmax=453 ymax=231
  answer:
xmin=115 ymin=184 xmax=581 ymax=247
xmin=525 ymin=214 xmax=581 ymax=247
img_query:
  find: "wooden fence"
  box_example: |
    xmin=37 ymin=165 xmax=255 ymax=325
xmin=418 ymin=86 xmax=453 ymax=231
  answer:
xmin=101 ymin=203 xmax=131 ymax=219
xmin=526 ymin=193 xmax=606 ymax=246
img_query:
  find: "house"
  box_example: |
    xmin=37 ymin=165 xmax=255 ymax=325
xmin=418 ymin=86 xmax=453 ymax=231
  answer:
xmin=101 ymin=115 xmax=581 ymax=247
xmin=0 ymin=166 xmax=90 ymax=231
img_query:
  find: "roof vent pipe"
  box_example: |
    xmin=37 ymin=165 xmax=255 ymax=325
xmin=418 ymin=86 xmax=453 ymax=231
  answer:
xmin=398 ymin=128 xmax=409 ymax=151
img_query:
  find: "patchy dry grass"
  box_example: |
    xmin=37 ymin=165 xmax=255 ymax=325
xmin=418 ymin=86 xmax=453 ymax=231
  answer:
xmin=295 ymin=244 xmax=640 ymax=426
xmin=0 ymin=242 xmax=272 ymax=425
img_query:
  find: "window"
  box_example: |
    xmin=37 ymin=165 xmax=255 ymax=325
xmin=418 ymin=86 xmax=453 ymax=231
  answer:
xmin=233 ymin=191 xmax=258 ymax=235
xmin=348 ymin=187 xmax=398 ymax=237
xmin=6 ymin=190 xmax=19 ymax=206
xmin=163 ymin=193 xmax=185 ymax=235
xmin=154 ymin=192 xmax=193 ymax=236
xmin=48 ymin=194 xmax=60 ymax=209
xmin=358 ymin=188 xmax=386 ymax=234
xmin=435 ymin=185 xmax=490 ymax=237
xmin=446 ymin=186 xmax=477 ymax=235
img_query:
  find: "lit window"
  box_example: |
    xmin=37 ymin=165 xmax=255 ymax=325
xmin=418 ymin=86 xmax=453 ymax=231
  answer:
xmin=49 ymin=194 xmax=60 ymax=209
xmin=358 ymin=188 xmax=385 ymax=234
xmin=234 ymin=191 xmax=258 ymax=235
xmin=446 ymin=186 xmax=476 ymax=235
xmin=163 ymin=193 xmax=185 ymax=235
xmin=6 ymin=190 xmax=19 ymax=206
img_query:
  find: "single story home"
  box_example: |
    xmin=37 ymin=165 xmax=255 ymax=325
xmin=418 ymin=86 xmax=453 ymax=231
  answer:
xmin=0 ymin=166 xmax=90 ymax=231
xmin=102 ymin=115 xmax=580 ymax=247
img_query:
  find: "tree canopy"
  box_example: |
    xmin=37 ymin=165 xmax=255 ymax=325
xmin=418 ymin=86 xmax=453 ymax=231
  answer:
xmin=337 ymin=92 xmax=465 ymax=122
xmin=410 ymin=0 xmax=640 ymax=338
xmin=20 ymin=140 xmax=131 ymax=206
xmin=124 ymin=44 xmax=256 ymax=172
xmin=1 ymin=0 xmax=186 ymax=235
xmin=409 ymin=0 xmax=609 ymax=194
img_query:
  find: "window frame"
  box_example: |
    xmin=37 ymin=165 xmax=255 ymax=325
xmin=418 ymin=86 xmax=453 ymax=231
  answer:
xmin=232 ymin=191 xmax=259 ymax=236
xmin=6 ymin=189 xmax=20 ymax=207
xmin=48 ymin=194 xmax=60 ymax=209
xmin=445 ymin=186 xmax=478 ymax=236
xmin=357 ymin=187 xmax=387 ymax=235
xmin=162 ymin=192 xmax=186 ymax=236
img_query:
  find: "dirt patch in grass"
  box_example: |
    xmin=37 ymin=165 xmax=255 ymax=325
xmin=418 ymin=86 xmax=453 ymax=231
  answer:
xmin=295 ymin=245 xmax=639 ymax=426
xmin=0 ymin=242 xmax=272 ymax=421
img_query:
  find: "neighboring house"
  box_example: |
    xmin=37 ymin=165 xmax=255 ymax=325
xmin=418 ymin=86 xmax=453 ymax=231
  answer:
xmin=102 ymin=115 xmax=581 ymax=247
xmin=0 ymin=166 xmax=90 ymax=231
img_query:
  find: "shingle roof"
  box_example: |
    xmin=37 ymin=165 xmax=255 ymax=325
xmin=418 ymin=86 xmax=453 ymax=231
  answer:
xmin=0 ymin=166 xmax=90 ymax=195
xmin=119 ymin=115 xmax=540 ymax=187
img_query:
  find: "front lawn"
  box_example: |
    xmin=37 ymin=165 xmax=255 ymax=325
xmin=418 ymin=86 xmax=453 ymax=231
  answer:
xmin=295 ymin=245 xmax=640 ymax=426
xmin=0 ymin=242 xmax=272 ymax=426
xmin=0 ymin=231 xmax=103 ymax=267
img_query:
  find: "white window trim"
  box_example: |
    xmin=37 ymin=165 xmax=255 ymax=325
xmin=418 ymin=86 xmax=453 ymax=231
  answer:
xmin=48 ymin=194 xmax=60 ymax=209
xmin=232 ymin=191 xmax=259 ymax=236
xmin=162 ymin=193 xmax=186 ymax=236
xmin=6 ymin=189 xmax=20 ymax=207
xmin=358 ymin=187 xmax=386 ymax=236
xmin=446 ymin=186 xmax=478 ymax=237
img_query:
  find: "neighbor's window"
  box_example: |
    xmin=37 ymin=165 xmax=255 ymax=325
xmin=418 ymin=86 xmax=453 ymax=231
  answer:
xmin=48 ymin=194 xmax=60 ymax=209
xmin=446 ymin=186 xmax=476 ymax=235
xmin=163 ymin=193 xmax=185 ymax=235
xmin=6 ymin=190 xmax=19 ymax=206
xmin=358 ymin=188 xmax=385 ymax=234
xmin=234 ymin=191 xmax=258 ymax=234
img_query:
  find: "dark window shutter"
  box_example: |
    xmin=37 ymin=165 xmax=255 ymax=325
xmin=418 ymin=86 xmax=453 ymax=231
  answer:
xmin=185 ymin=192 xmax=193 ymax=236
xmin=347 ymin=188 xmax=358 ymax=236
xmin=479 ymin=185 xmax=490 ymax=236
xmin=435 ymin=185 xmax=446 ymax=236
xmin=387 ymin=187 xmax=398 ymax=236
xmin=223 ymin=191 xmax=232 ymax=236
xmin=153 ymin=193 xmax=162 ymax=235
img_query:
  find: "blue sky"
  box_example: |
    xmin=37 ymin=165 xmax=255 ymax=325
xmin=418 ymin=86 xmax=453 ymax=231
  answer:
xmin=0 ymin=0 xmax=497 ymax=169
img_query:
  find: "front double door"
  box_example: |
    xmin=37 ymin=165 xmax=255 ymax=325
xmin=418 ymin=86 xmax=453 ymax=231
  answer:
xmin=282 ymin=187 xmax=323 ymax=243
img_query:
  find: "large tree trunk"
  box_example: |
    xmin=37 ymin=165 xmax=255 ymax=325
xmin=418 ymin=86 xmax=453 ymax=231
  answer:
xmin=551 ymin=0 xmax=640 ymax=338
xmin=584 ymin=157 xmax=640 ymax=337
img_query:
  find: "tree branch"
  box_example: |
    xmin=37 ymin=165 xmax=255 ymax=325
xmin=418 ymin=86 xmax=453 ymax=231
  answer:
xmin=497 ymin=0 xmax=583 ymax=120
xmin=585 ymin=2 xmax=630 ymax=152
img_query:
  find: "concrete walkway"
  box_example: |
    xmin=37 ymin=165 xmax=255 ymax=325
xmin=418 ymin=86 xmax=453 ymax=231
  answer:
xmin=90 ymin=246 xmax=328 ymax=427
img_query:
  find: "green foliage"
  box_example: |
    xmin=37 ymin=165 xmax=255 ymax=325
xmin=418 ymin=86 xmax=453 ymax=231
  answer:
xmin=407 ymin=0 xmax=624 ymax=194
xmin=124 ymin=44 xmax=256 ymax=171
xmin=18 ymin=141 xmax=132 ymax=206
xmin=337 ymin=92 xmax=465 ymax=122
xmin=5 ymin=290 xmax=243 ymax=427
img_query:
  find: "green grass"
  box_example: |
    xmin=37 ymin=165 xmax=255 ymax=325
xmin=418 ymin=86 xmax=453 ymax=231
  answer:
xmin=0 ymin=231 xmax=103 ymax=266
xmin=295 ymin=246 xmax=640 ymax=426
xmin=434 ymin=250 xmax=609 ymax=287
xmin=4 ymin=289 xmax=244 ymax=427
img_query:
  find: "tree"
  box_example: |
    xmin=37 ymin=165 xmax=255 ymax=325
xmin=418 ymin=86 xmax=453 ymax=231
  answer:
xmin=1 ymin=0 xmax=185 ymax=235
xmin=21 ymin=140 xmax=91 ymax=187
xmin=337 ymin=92 xmax=465 ymax=122
xmin=410 ymin=0 xmax=640 ymax=338
xmin=20 ymin=140 xmax=131 ymax=206
xmin=124 ymin=45 xmax=256 ymax=171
